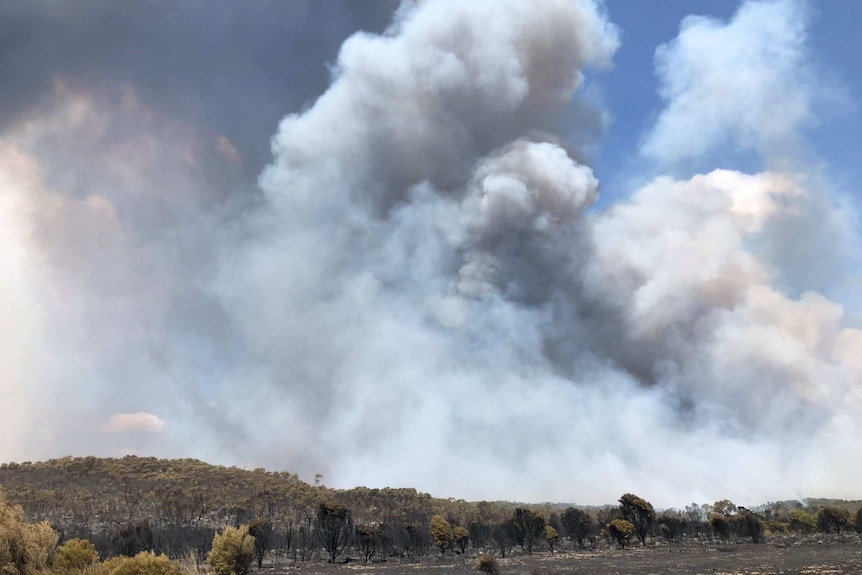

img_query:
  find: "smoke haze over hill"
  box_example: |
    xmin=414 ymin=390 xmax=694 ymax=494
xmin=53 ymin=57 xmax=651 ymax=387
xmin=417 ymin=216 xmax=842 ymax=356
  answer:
xmin=0 ymin=0 xmax=860 ymax=507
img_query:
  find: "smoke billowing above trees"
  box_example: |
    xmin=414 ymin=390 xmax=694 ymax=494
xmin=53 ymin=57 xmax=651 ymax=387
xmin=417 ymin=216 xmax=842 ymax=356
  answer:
xmin=0 ymin=0 xmax=860 ymax=507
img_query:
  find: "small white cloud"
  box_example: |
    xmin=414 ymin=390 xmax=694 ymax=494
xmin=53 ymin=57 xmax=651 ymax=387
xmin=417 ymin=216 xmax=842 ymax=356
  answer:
xmin=102 ymin=412 xmax=165 ymax=434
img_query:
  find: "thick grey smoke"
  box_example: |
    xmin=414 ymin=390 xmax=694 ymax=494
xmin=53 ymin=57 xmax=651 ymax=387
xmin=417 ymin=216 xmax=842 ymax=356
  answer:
xmin=0 ymin=0 xmax=396 ymax=461
xmin=1 ymin=0 xmax=860 ymax=507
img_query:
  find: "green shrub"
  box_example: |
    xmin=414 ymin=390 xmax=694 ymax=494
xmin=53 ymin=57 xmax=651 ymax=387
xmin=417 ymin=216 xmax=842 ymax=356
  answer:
xmin=101 ymin=551 xmax=181 ymax=575
xmin=206 ymin=525 xmax=254 ymax=575
xmin=54 ymin=538 xmax=99 ymax=571
xmin=789 ymin=510 xmax=816 ymax=533
xmin=0 ymin=493 xmax=58 ymax=575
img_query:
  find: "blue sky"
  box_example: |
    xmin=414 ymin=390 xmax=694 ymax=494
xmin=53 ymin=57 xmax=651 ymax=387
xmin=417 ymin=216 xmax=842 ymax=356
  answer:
xmin=598 ymin=1 xmax=742 ymax=190
xmin=595 ymin=1 xmax=860 ymax=198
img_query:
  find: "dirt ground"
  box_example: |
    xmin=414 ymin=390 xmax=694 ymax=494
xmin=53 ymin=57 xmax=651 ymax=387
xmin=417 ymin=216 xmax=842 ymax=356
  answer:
xmin=264 ymin=539 xmax=862 ymax=575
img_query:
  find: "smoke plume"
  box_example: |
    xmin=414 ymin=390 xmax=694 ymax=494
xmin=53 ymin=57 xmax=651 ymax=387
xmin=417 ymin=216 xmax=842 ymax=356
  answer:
xmin=1 ymin=0 xmax=860 ymax=507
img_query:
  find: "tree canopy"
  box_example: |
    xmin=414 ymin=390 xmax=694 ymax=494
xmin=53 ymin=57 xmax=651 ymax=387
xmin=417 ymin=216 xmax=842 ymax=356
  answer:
xmin=619 ymin=493 xmax=655 ymax=545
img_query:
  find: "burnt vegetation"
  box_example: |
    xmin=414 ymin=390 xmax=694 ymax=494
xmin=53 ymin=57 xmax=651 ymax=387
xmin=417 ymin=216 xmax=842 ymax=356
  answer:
xmin=0 ymin=456 xmax=861 ymax=574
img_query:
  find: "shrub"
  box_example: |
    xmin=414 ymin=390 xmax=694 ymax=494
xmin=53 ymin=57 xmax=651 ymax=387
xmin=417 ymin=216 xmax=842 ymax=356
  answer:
xmin=54 ymin=538 xmax=99 ymax=571
xmin=475 ymin=553 xmax=499 ymax=575
xmin=101 ymin=551 xmax=182 ymax=575
xmin=0 ymin=493 xmax=58 ymax=575
xmin=607 ymin=519 xmax=635 ymax=549
xmin=176 ymin=550 xmax=203 ymax=575
xmin=789 ymin=510 xmax=817 ymax=534
xmin=206 ymin=525 xmax=254 ymax=575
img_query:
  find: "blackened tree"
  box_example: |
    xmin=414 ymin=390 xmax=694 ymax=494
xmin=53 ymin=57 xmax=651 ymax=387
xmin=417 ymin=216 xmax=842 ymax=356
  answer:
xmin=607 ymin=519 xmax=635 ymax=549
xmin=453 ymin=525 xmax=470 ymax=554
xmin=511 ymin=508 xmax=545 ymax=555
xmin=619 ymin=494 xmax=654 ymax=545
xmin=817 ymin=507 xmax=850 ymax=535
xmin=735 ymin=507 xmax=764 ymax=543
xmin=544 ymin=525 xmax=559 ymax=554
xmin=247 ymin=517 xmax=272 ymax=568
xmin=709 ymin=513 xmax=730 ymax=540
xmin=355 ymin=523 xmax=385 ymax=564
xmin=489 ymin=521 xmax=515 ymax=558
xmin=560 ymin=507 xmax=593 ymax=549
xmin=318 ymin=502 xmax=352 ymax=563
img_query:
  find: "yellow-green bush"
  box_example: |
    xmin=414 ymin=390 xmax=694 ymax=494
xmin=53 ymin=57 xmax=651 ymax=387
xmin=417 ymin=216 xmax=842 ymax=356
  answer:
xmin=99 ymin=551 xmax=182 ymax=575
xmin=53 ymin=538 xmax=99 ymax=572
xmin=0 ymin=493 xmax=58 ymax=575
xmin=206 ymin=526 xmax=253 ymax=575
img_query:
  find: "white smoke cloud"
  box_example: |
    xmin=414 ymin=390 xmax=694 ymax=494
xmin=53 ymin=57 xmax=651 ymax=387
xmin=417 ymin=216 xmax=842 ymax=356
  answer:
xmin=0 ymin=0 xmax=860 ymax=508
xmin=640 ymin=0 xmax=860 ymax=303
xmin=200 ymin=0 xmax=862 ymax=506
xmin=0 ymin=83 xmax=239 ymax=462
xmin=0 ymin=144 xmax=48 ymax=460
xmin=641 ymin=0 xmax=814 ymax=164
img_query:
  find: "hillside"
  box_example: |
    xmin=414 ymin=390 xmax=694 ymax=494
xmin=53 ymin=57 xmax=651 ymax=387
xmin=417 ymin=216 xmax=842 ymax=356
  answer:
xmin=0 ymin=456 xmax=520 ymax=558
xmin=1 ymin=456 xmax=860 ymax=562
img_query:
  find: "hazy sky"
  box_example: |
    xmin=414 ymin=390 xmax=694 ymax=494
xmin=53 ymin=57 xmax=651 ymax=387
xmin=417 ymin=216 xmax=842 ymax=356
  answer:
xmin=1 ymin=0 xmax=860 ymax=507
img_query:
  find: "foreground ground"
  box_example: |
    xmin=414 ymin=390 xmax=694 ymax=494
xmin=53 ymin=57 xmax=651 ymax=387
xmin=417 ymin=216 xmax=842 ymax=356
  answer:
xmin=264 ymin=539 xmax=862 ymax=575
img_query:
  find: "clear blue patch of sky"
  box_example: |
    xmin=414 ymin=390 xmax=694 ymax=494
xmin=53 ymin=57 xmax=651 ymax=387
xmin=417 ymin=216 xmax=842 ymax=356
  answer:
xmin=804 ymin=1 xmax=862 ymax=197
xmin=583 ymin=0 xmax=861 ymax=207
